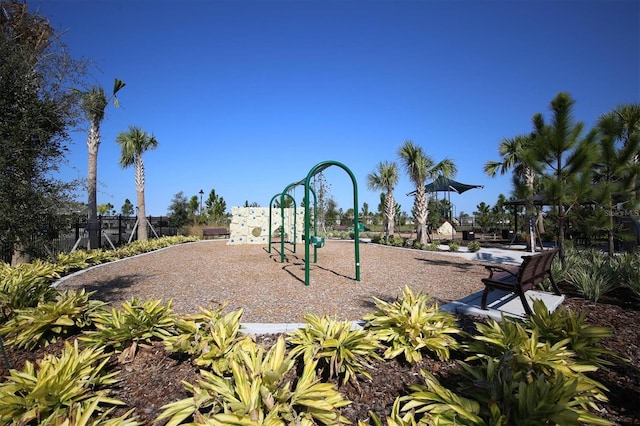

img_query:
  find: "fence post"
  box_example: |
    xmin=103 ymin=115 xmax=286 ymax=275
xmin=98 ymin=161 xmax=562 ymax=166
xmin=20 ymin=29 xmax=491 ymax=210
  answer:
xmin=98 ymin=215 xmax=102 ymax=248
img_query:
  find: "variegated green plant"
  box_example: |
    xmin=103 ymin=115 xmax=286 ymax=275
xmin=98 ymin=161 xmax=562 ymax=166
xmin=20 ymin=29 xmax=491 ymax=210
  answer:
xmin=287 ymin=313 xmax=382 ymax=385
xmin=157 ymin=336 xmax=351 ymax=426
xmin=0 ymin=259 xmax=61 ymax=319
xmin=164 ymin=304 xmax=245 ymax=375
xmin=401 ymin=348 xmax=612 ymax=426
xmin=56 ymin=249 xmax=118 ymax=272
xmin=363 ymin=286 xmax=461 ymax=362
xmin=454 ymin=308 xmax=612 ymax=425
xmin=41 ymin=397 xmax=139 ymax=426
xmin=0 ymin=340 xmax=126 ymax=424
xmin=527 ymin=299 xmax=616 ymax=367
xmin=402 ymin=370 xmax=486 ymax=426
xmin=612 ymin=251 xmax=640 ymax=300
xmin=358 ymin=398 xmax=419 ymax=426
xmin=81 ymin=298 xmax=178 ymax=358
xmin=0 ymin=289 xmax=105 ymax=350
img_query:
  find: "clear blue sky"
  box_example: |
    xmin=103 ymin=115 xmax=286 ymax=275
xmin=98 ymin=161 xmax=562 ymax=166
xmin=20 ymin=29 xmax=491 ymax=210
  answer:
xmin=32 ymin=0 xmax=639 ymax=218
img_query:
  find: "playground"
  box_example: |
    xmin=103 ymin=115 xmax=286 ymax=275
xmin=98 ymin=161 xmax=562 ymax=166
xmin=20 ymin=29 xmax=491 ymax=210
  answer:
xmin=55 ymin=239 xmax=489 ymax=323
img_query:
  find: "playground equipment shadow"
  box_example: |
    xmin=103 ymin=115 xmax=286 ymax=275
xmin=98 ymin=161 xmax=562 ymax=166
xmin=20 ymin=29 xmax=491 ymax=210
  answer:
xmin=242 ymin=245 xmax=565 ymax=334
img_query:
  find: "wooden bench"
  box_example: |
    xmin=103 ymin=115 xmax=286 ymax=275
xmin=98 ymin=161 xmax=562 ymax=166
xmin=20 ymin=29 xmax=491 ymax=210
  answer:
xmin=481 ymin=249 xmax=561 ymax=316
xmin=202 ymin=228 xmax=229 ymax=239
xmin=332 ymin=225 xmax=350 ymax=232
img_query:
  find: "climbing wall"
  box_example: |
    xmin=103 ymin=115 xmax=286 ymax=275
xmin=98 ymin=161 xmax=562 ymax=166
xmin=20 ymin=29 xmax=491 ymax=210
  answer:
xmin=228 ymin=207 xmax=305 ymax=245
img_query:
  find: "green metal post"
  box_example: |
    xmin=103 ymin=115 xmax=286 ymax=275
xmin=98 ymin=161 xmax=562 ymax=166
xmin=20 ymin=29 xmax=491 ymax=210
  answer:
xmin=303 ymin=160 xmax=360 ymax=285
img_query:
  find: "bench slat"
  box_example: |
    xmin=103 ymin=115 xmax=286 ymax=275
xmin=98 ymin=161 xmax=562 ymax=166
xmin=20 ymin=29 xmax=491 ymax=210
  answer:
xmin=481 ymin=249 xmax=561 ymax=316
xmin=202 ymin=228 xmax=230 ymax=239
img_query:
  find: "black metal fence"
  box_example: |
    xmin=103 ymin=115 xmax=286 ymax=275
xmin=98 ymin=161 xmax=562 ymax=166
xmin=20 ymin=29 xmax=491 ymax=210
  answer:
xmin=1 ymin=215 xmax=178 ymax=263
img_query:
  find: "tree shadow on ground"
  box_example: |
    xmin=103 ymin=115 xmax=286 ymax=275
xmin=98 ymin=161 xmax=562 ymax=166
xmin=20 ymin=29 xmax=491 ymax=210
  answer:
xmin=78 ymin=274 xmax=145 ymax=303
xmin=416 ymin=257 xmax=476 ymax=271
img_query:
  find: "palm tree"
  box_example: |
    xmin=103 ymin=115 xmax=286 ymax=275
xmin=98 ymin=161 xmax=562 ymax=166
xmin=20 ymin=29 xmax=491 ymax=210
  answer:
xmin=115 ymin=126 xmax=158 ymax=241
xmin=595 ymin=104 xmax=640 ymax=255
xmin=398 ymin=140 xmax=456 ymax=245
xmin=484 ymin=134 xmax=540 ymax=249
xmin=613 ymin=103 xmax=640 ymax=161
xmin=77 ymin=78 xmax=125 ymax=249
xmin=367 ymin=161 xmax=399 ymax=238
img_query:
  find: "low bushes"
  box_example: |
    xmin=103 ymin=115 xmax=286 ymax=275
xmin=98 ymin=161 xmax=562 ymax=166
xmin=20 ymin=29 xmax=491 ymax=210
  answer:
xmin=0 ymin=238 xmax=631 ymax=424
xmin=553 ymin=247 xmax=640 ymax=302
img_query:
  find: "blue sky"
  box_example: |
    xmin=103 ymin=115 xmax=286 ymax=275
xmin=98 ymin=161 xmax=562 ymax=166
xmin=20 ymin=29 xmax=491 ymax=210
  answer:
xmin=32 ymin=0 xmax=639 ymax=218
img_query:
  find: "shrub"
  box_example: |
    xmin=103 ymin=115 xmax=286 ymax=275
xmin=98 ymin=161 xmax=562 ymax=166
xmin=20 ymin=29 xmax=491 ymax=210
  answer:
xmin=363 ymin=286 xmax=461 ymax=362
xmin=0 ymin=260 xmax=61 ymax=320
xmin=426 ymin=242 xmax=440 ymax=251
xmin=0 ymin=289 xmax=105 ymax=350
xmin=0 ymin=341 xmax=134 ymax=424
xmin=467 ymin=240 xmax=481 ymax=252
xmin=371 ymin=234 xmax=383 ymax=244
xmin=164 ymin=304 xmax=244 ymax=375
xmin=412 ymin=240 xmax=424 ymax=250
xmin=448 ymin=241 xmax=459 ymax=252
xmin=158 ymin=336 xmax=351 ymax=425
xmin=404 ymin=300 xmax=613 ymax=425
xmin=81 ymin=298 xmax=178 ymax=360
xmin=613 ymin=251 xmax=640 ymax=300
xmin=56 ymin=250 xmax=118 ymax=271
xmin=561 ymin=249 xmax=620 ymax=302
xmin=567 ymin=267 xmax=619 ymax=302
xmin=287 ymin=313 xmax=382 ymax=385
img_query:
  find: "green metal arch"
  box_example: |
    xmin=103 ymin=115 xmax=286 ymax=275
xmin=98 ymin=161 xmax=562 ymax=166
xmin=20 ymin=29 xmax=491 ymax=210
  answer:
xmin=303 ymin=160 xmax=360 ymax=285
xmin=267 ymin=192 xmax=296 ymax=261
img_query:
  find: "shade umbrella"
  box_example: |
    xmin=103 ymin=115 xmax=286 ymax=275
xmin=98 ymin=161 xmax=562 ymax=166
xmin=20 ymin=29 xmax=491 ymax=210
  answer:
xmin=407 ymin=176 xmax=484 ymax=238
xmin=407 ymin=176 xmax=484 ymax=213
xmin=423 ymin=176 xmax=485 ymax=194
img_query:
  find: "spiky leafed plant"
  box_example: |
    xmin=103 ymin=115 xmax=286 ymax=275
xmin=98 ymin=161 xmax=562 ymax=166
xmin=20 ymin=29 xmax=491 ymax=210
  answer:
xmin=363 ymin=286 xmax=461 ymax=362
xmin=115 ymin=126 xmax=158 ymax=241
xmin=0 ymin=289 xmax=105 ymax=350
xmin=367 ymin=161 xmax=399 ymax=238
xmin=81 ymin=298 xmax=177 ymax=361
xmin=158 ymin=336 xmax=351 ymax=425
xmin=399 ymin=140 xmax=456 ymax=245
xmin=76 ymin=78 xmax=125 ymax=249
xmin=287 ymin=313 xmax=382 ymax=385
xmin=0 ymin=341 xmax=127 ymax=424
xmin=0 ymin=259 xmax=61 ymax=320
xmin=164 ymin=304 xmax=245 ymax=375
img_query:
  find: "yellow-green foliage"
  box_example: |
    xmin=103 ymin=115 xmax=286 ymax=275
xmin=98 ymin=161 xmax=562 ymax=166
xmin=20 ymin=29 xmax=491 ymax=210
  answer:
xmin=164 ymin=304 xmax=245 ymax=375
xmin=363 ymin=286 xmax=462 ymax=362
xmin=0 ymin=341 xmax=127 ymax=424
xmin=158 ymin=336 xmax=351 ymax=426
xmin=81 ymin=298 xmax=178 ymax=353
xmin=400 ymin=299 xmax=615 ymax=425
xmin=0 ymin=259 xmax=61 ymax=318
xmin=56 ymin=250 xmax=118 ymax=272
xmin=287 ymin=313 xmax=382 ymax=385
xmin=0 ymin=289 xmax=105 ymax=350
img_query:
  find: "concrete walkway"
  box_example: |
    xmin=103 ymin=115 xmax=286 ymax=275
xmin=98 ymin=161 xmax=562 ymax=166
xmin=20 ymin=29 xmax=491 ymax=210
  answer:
xmin=242 ymin=245 xmax=565 ymax=334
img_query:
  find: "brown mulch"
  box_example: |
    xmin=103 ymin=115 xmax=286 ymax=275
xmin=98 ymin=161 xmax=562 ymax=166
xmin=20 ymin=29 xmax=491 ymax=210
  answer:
xmin=53 ymin=240 xmax=490 ymax=322
xmin=0 ymin=241 xmax=638 ymax=425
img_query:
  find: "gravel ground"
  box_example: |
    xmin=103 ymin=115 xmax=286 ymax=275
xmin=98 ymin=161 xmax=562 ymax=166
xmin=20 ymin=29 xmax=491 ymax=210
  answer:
xmin=55 ymin=240 xmax=489 ymax=323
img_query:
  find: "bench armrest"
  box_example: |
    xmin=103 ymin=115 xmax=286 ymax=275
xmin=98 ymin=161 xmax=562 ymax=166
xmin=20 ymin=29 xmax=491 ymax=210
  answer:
xmin=483 ymin=264 xmax=518 ymax=280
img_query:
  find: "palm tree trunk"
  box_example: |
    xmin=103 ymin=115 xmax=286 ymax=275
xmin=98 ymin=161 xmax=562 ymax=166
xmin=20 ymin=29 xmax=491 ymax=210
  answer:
xmin=87 ymin=122 xmax=100 ymax=249
xmin=524 ymin=166 xmax=536 ymax=252
xmin=135 ymin=156 xmax=148 ymax=241
xmin=385 ymin=192 xmax=395 ymax=238
xmin=413 ymin=186 xmax=428 ymax=245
